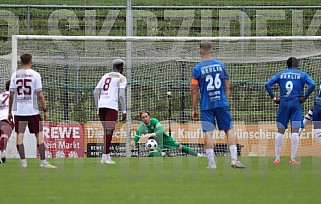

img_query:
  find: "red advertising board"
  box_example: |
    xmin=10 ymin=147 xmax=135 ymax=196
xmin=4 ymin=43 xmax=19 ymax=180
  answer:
xmin=43 ymin=123 xmax=84 ymax=158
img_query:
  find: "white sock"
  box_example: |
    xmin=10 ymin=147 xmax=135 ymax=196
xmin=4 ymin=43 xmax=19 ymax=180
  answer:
xmin=102 ymin=154 xmax=108 ymax=160
xmin=107 ymin=153 xmax=111 ymax=160
xmin=275 ymin=133 xmax=284 ymax=160
xmin=229 ymin=145 xmax=237 ymax=162
xmin=205 ymin=149 xmax=215 ymax=166
xmin=303 ymin=109 xmax=313 ymax=127
xmin=291 ymin=133 xmax=299 ymax=160
xmin=161 ymin=152 xmax=166 ymax=157
xmin=41 ymin=159 xmax=48 ymax=165
xmin=315 ymin=129 xmax=321 ymax=144
xmin=21 ymin=159 xmax=27 ymax=166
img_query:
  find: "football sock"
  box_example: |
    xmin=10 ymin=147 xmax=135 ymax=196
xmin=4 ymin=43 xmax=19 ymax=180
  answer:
xmin=205 ymin=149 xmax=215 ymax=166
xmin=102 ymin=154 xmax=108 ymax=160
xmin=0 ymin=137 xmax=7 ymax=151
xmin=229 ymin=144 xmax=237 ymax=161
xmin=16 ymin=144 xmax=26 ymax=159
xmin=37 ymin=143 xmax=46 ymax=160
xmin=275 ymin=133 xmax=284 ymax=160
xmin=41 ymin=159 xmax=48 ymax=165
xmin=104 ymin=134 xmax=113 ymax=154
xmin=291 ymin=133 xmax=299 ymax=161
xmin=303 ymin=109 xmax=313 ymax=127
xmin=182 ymin=145 xmax=197 ymax=156
xmin=21 ymin=159 xmax=27 ymax=167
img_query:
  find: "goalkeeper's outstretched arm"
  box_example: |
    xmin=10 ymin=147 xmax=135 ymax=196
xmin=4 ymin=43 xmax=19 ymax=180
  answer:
xmin=130 ymin=125 xmax=143 ymax=147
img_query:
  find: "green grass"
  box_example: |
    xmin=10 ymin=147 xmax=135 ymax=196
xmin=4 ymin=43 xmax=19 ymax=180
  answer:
xmin=0 ymin=157 xmax=320 ymax=204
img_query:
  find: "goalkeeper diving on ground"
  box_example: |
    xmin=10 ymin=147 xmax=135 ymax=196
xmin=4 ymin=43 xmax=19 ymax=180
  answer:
xmin=130 ymin=110 xmax=204 ymax=157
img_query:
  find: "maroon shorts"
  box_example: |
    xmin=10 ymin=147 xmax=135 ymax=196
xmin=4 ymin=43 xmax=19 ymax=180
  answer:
xmin=14 ymin=114 xmax=42 ymax=134
xmin=0 ymin=120 xmax=14 ymax=136
xmin=98 ymin=108 xmax=118 ymax=130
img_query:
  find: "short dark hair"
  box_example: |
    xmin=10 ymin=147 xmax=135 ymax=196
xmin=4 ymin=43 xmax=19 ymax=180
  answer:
xmin=200 ymin=41 xmax=212 ymax=51
xmin=112 ymin=59 xmax=124 ymax=72
xmin=5 ymin=80 xmax=10 ymax=91
xmin=140 ymin=110 xmax=150 ymax=117
xmin=287 ymin=57 xmax=299 ymax=68
xmin=20 ymin=53 xmax=32 ymax=65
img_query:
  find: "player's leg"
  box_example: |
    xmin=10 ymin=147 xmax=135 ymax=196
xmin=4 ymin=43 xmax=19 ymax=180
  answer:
xmin=201 ymin=110 xmax=216 ymax=169
xmin=0 ymin=120 xmax=14 ymax=163
xmin=100 ymin=108 xmax=117 ymax=164
xmin=31 ymin=115 xmax=56 ymax=168
xmin=289 ymin=100 xmax=303 ymax=164
xmin=312 ymin=104 xmax=321 ymax=144
xmin=164 ymin=137 xmax=199 ymax=156
xmin=274 ymin=100 xmax=289 ymax=164
xmin=302 ymin=106 xmax=313 ymax=128
xmin=215 ymin=107 xmax=245 ymax=168
xmin=14 ymin=116 xmax=27 ymax=168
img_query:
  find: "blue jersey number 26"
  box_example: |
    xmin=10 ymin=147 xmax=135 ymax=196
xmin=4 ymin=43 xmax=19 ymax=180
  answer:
xmin=206 ymin=74 xmax=221 ymax=91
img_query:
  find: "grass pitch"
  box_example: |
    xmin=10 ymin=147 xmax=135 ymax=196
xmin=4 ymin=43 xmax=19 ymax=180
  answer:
xmin=0 ymin=157 xmax=320 ymax=204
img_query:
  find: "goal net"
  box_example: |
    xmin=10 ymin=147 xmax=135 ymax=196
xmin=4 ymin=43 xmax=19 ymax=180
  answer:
xmin=5 ymin=35 xmax=321 ymax=158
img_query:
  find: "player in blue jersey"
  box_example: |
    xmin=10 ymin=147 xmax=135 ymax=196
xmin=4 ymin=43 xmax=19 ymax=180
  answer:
xmin=191 ymin=41 xmax=245 ymax=169
xmin=265 ymin=57 xmax=315 ymax=165
xmin=302 ymin=78 xmax=321 ymax=144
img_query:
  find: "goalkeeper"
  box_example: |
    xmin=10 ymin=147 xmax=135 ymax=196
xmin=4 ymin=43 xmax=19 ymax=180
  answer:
xmin=130 ymin=110 xmax=203 ymax=157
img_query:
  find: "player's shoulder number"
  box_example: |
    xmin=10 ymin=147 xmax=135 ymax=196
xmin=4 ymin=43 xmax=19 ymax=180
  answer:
xmin=206 ymin=73 xmax=221 ymax=91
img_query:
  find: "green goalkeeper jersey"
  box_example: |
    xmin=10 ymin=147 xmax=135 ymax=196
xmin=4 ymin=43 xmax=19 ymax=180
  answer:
xmin=134 ymin=118 xmax=170 ymax=144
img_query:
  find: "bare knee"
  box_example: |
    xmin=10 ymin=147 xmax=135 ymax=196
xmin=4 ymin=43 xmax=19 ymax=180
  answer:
xmin=277 ymin=128 xmax=286 ymax=134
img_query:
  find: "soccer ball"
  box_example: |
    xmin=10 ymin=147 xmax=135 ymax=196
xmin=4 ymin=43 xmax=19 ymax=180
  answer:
xmin=146 ymin=139 xmax=158 ymax=150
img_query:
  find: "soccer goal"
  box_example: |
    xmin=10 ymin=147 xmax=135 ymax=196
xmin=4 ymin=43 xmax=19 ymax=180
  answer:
xmin=6 ymin=35 xmax=321 ymax=158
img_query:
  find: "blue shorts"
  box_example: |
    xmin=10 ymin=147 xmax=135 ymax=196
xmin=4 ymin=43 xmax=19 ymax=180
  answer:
xmin=277 ymin=97 xmax=303 ymax=129
xmin=201 ymin=107 xmax=233 ymax=132
xmin=313 ymin=104 xmax=321 ymax=129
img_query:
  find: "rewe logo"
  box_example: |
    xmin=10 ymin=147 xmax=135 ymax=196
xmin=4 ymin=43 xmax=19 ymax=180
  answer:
xmin=43 ymin=126 xmax=81 ymax=139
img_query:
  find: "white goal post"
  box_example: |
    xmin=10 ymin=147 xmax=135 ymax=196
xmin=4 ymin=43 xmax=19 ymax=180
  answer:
xmin=6 ymin=35 xmax=321 ymax=158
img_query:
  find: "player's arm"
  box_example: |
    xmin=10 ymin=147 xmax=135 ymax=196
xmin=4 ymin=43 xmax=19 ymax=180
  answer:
xmin=191 ymin=67 xmax=200 ymax=118
xmin=37 ymin=91 xmax=47 ymax=110
xmin=8 ymin=76 xmax=15 ymax=121
xmin=191 ymin=80 xmax=198 ymax=113
xmin=265 ymin=74 xmax=279 ymax=103
xmin=93 ymin=79 xmax=103 ymax=109
xmin=222 ymin=64 xmax=230 ymax=100
xmin=154 ymin=120 xmax=165 ymax=138
xmin=8 ymin=91 xmax=14 ymax=121
xmin=35 ymin=74 xmax=48 ymax=120
xmin=302 ymin=75 xmax=315 ymax=102
xmin=119 ymin=76 xmax=127 ymax=121
xmin=131 ymin=125 xmax=143 ymax=147
xmin=224 ymin=80 xmax=230 ymax=100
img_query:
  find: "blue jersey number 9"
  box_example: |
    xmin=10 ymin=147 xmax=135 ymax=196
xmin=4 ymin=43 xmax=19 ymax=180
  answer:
xmin=206 ymin=74 xmax=221 ymax=91
xmin=285 ymin=81 xmax=293 ymax=95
